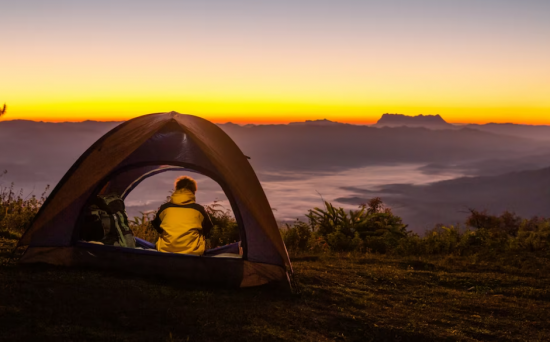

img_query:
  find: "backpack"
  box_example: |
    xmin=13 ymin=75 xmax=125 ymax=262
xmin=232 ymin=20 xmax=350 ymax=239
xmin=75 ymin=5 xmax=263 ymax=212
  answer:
xmin=81 ymin=193 xmax=136 ymax=248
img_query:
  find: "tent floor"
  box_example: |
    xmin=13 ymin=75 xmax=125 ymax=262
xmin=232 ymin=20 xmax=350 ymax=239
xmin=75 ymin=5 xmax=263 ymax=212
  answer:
xmin=20 ymin=243 xmax=289 ymax=288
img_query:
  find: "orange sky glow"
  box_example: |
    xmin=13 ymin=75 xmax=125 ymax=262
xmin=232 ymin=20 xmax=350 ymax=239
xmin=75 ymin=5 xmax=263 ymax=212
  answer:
xmin=2 ymin=1 xmax=549 ymax=125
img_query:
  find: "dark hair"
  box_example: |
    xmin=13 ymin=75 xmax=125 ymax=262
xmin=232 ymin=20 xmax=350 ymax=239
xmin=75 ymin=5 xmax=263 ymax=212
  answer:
xmin=174 ymin=176 xmax=197 ymax=193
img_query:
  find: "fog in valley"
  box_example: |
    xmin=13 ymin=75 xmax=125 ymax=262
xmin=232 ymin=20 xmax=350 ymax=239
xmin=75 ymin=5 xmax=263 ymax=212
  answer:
xmin=1 ymin=118 xmax=550 ymax=233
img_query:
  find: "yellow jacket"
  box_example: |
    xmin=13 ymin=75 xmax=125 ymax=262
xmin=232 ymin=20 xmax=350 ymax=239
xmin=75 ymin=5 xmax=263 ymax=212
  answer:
xmin=151 ymin=189 xmax=213 ymax=255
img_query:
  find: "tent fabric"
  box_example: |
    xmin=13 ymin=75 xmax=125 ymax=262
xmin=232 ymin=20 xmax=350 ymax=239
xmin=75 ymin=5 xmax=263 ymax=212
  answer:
xmin=21 ymin=244 xmax=288 ymax=288
xmin=18 ymin=112 xmax=292 ymax=288
xmin=100 ymin=165 xmax=188 ymax=198
xmin=121 ymin=166 xmax=189 ymax=199
xmin=20 ymin=113 xmax=170 ymax=246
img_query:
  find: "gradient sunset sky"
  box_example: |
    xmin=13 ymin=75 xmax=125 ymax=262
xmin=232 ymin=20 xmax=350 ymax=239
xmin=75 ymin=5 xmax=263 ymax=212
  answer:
xmin=2 ymin=0 xmax=549 ymax=124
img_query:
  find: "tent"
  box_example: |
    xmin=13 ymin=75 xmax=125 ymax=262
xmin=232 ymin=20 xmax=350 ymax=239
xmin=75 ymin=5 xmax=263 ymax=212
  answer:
xmin=17 ymin=112 xmax=292 ymax=288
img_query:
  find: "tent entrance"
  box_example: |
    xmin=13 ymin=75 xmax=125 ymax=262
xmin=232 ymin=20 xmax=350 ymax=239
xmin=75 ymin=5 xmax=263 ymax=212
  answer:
xmin=75 ymin=162 xmax=247 ymax=258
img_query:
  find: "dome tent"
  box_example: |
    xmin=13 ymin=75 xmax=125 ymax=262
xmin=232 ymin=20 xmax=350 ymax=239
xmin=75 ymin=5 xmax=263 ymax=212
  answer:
xmin=17 ymin=112 xmax=292 ymax=288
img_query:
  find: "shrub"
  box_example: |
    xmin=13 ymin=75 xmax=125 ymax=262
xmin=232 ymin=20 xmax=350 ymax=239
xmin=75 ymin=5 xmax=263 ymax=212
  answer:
xmin=466 ymin=209 xmax=523 ymax=237
xmin=516 ymin=219 xmax=550 ymax=251
xmin=290 ymin=202 xmax=550 ymax=257
xmin=307 ymin=234 xmax=330 ymax=253
xmin=327 ymin=227 xmax=354 ymax=251
xmin=394 ymin=232 xmax=424 ymax=256
xmin=205 ymin=203 xmax=240 ymax=248
xmin=281 ymin=220 xmax=311 ymax=251
xmin=129 ymin=210 xmax=158 ymax=242
xmin=0 ymin=171 xmax=48 ymax=238
xmin=307 ymin=198 xmax=408 ymax=252
xmin=419 ymin=225 xmax=462 ymax=255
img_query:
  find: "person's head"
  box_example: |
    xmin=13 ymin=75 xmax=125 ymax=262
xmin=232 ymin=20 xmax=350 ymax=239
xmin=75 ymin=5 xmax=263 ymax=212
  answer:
xmin=174 ymin=176 xmax=197 ymax=194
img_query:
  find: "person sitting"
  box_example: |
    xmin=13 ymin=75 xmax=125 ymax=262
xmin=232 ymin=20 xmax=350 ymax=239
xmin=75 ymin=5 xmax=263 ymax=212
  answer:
xmin=151 ymin=175 xmax=213 ymax=255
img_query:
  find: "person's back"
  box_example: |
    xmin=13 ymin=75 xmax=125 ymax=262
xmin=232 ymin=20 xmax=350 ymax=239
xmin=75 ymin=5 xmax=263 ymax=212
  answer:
xmin=152 ymin=176 xmax=213 ymax=255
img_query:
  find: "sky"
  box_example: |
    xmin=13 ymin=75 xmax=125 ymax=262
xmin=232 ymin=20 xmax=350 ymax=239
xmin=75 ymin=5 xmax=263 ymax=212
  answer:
xmin=1 ymin=0 xmax=549 ymax=124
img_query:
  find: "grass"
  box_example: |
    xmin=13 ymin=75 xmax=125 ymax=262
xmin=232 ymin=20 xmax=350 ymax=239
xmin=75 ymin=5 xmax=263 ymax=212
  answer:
xmin=2 ymin=185 xmax=549 ymax=341
xmin=2 ymin=234 xmax=550 ymax=341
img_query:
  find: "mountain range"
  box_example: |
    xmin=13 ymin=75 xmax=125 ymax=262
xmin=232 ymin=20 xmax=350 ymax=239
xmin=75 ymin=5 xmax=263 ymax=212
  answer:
xmin=371 ymin=113 xmax=550 ymax=141
xmin=1 ymin=114 xmax=549 ymax=232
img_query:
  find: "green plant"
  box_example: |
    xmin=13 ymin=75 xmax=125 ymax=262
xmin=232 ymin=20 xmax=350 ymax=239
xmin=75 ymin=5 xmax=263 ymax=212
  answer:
xmin=281 ymin=219 xmax=311 ymax=251
xmin=516 ymin=219 xmax=550 ymax=251
xmin=0 ymin=171 xmax=48 ymax=237
xmin=205 ymin=202 xmax=240 ymax=248
xmin=129 ymin=210 xmax=158 ymax=242
xmin=306 ymin=198 xmax=408 ymax=253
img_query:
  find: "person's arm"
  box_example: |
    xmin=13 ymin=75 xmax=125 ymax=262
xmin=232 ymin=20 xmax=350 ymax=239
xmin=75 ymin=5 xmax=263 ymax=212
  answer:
xmin=151 ymin=206 xmax=164 ymax=233
xmin=201 ymin=208 xmax=214 ymax=238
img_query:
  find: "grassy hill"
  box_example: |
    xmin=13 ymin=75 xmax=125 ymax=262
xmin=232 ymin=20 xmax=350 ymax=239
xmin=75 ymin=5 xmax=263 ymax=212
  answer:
xmin=1 ymin=234 xmax=549 ymax=341
xmin=2 ymin=180 xmax=550 ymax=341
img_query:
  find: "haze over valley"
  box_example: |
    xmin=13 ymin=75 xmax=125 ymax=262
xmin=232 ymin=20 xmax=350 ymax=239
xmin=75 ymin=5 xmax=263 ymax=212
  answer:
xmin=2 ymin=114 xmax=550 ymax=232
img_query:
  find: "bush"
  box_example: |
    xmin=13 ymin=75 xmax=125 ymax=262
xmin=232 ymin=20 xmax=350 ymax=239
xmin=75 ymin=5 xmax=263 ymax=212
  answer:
xmin=467 ymin=209 xmax=522 ymax=236
xmin=0 ymin=171 xmax=48 ymax=238
xmin=516 ymin=219 xmax=550 ymax=251
xmin=281 ymin=201 xmax=550 ymax=258
xmin=394 ymin=232 xmax=424 ymax=255
xmin=279 ymin=198 xmax=409 ymax=253
xmin=205 ymin=203 xmax=240 ymax=248
xmin=327 ymin=227 xmax=354 ymax=251
xmin=281 ymin=220 xmax=311 ymax=251
xmin=307 ymin=234 xmax=330 ymax=253
xmin=129 ymin=210 xmax=158 ymax=242
xmin=310 ymin=198 xmax=408 ymax=252
xmin=395 ymin=211 xmax=550 ymax=257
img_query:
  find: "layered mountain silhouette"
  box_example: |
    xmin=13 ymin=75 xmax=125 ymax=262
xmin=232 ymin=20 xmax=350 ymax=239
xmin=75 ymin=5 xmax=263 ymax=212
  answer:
xmin=371 ymin=114 xmax=550 ymax=141
xmin=2 ymin=118 xmax=549 ymax=181
xmin=464 ymin=123 xmax=550 ymax=141
xmin=218 ymin=122 xmax=547 ymax=173
xmin=2 ymin=117 xmax=550 ymax=233
xmin=288 ymin=119 xmax=345 ymax=126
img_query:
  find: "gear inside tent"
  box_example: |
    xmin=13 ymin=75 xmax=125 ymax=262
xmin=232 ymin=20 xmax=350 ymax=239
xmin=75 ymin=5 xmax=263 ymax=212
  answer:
xmin=17 ymin=112 xmax=292 ymax=288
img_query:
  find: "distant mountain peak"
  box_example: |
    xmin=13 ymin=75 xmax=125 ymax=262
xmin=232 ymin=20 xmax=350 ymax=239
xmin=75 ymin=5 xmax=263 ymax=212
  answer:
xmin=289 ymin=119 xmax=344 ymax=126
xmin=375 ymin=113 xmax=452 ymax=129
